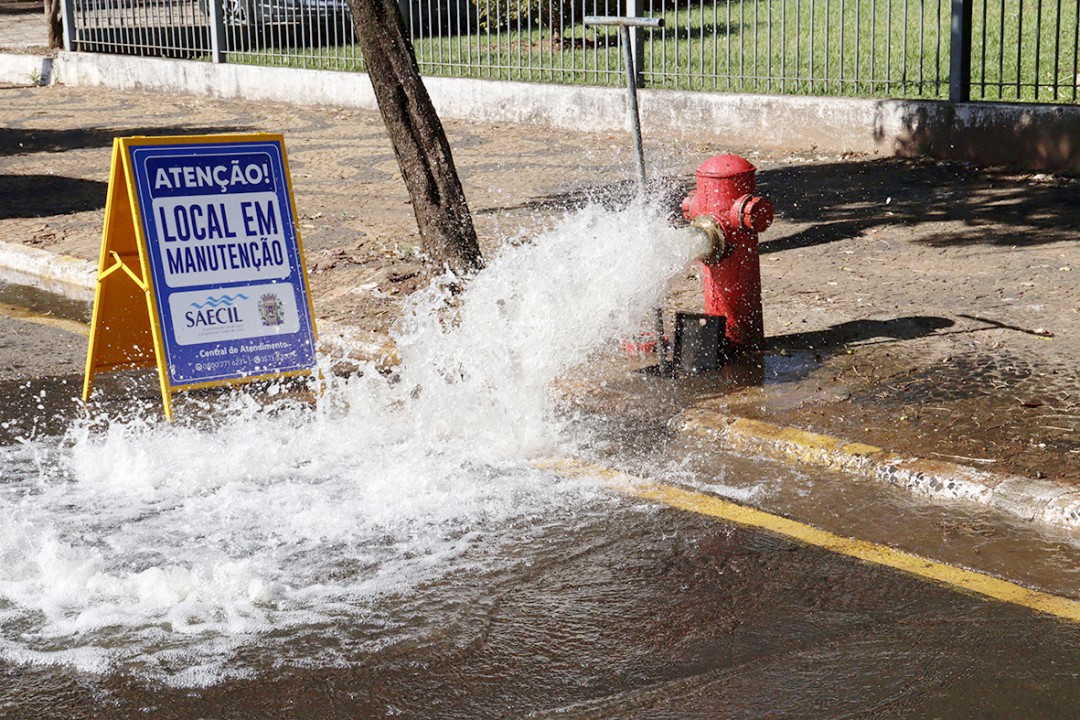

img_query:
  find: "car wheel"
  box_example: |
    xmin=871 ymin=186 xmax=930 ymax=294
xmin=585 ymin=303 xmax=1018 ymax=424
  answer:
xmin=223 ymin=0 xmax=252 ymax=24
xmin=199 ymin=0 xmax=257 ymax=25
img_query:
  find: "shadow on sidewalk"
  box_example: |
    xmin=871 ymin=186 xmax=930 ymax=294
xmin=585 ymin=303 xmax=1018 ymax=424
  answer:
xmin=758 ymin=159 xmax=1080 ymax=251
xmin=0 ymin=1 xmax=38 ymax=16
xmin=0 ymin=174 xmax=107 ymax=218
xmin=767 ymin=316 xmax=955 ymax=354
xmin=0 ymin=125 xmax=254 ymax=155
xmin=477 ymin=158 xmax=1079 ymax=252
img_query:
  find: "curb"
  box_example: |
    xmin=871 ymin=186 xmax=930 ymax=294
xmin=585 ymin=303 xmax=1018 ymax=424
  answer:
xmin=0 ymin=240 xmax=96 ymax=301
xmin=2 ymin=242 xmax=1076 ymax=534
xmin=674 ymin=408 xmax=1080 ymax=533
xmin=12 ymin=49 xmax=1080 ymax=171
xmin=0 ymin=53 xmax=52 ymax=86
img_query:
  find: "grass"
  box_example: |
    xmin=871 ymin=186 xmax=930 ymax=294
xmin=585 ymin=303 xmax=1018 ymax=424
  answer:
xmin=971 ymin=0 xmax=1080 ymax=102
xmin=223 ymin=0 xmax=1080 ymax=103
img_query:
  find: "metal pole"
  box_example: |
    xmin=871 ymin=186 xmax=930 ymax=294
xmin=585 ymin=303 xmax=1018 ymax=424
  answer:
xmin=397 ymin=0 xmax=412 ymax=40
xmin=60 ymin=0 xmax=76 ymax=52
xmin=949 ymin=0 xmax=972 ymax=102
xmin=620 ymin=25 xmax=648 ymax=193
xmin=209 ymin=0 xmax=227 ymax=63
xmin=583 ymin=16 xmax=662 ymax=195
xmin=625 ymin=0 xmax=643 ymax=87
xmin=584 ymin=15 xmax=666 ymax=371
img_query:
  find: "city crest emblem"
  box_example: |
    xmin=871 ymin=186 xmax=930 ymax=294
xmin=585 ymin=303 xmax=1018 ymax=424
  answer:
xmin=259 ymin=293 xmax=285 ymax=326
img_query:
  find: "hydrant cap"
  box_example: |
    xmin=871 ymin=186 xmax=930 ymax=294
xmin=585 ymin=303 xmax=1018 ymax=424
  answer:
xmin=742 ymin=195 xmax=774 ymax=233
xmin=695 ymin=154 xmax=757 ymax=180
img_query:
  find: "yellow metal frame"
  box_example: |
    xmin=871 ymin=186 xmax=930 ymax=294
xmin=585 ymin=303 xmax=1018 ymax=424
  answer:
xmin=83 ymin=134 xmax=319 ymax=421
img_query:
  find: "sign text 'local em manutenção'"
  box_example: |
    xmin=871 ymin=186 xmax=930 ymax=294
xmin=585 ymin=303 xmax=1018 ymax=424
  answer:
xmin=84 ymin=135 xmax=318 ymax=419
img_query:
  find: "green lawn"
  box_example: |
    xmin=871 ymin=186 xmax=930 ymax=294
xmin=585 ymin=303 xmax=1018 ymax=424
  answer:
xmin=224 ymin=0 xmax=1079 ymax=103
xmin=972 ymin=0 xmax=1080 ymax=102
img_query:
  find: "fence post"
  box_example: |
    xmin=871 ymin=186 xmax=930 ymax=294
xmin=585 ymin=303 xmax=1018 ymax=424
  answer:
xmin=625 ymin=0 xmax=643 ymax=87
xmin=60 ymin=0 xmax=75 ymax=51
xmin=397 ymin=0 xmax=413 ymax=37
xmin=209 ymin=0 xmax=227 ymax=63
xmin=949 ymin=0 xmax=972 ymax=102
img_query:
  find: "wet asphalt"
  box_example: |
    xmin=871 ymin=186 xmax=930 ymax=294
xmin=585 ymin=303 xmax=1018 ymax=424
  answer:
xmin=2 ymin=454 xmax=1080 ymax=718
xmin=2 ymin=291 xmax=1080 ymax=717
xmin=1 ymin=8 xmax=1079 ymax=711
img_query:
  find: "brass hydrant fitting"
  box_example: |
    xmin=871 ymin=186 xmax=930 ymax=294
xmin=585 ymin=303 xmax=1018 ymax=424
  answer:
xmin=690 ymin=213 xmax=725 ymax=263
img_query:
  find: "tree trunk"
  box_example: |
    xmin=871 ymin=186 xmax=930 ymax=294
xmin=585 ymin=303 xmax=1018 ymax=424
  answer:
xmin=347 ymin=0 xmax=484 ymax=276
xmin=44 ymin=0 xmax=63 ymax=50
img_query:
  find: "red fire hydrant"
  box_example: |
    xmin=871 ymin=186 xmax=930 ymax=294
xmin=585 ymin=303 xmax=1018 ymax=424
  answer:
xmin=681 ymin=154 xmax=773 ymax=350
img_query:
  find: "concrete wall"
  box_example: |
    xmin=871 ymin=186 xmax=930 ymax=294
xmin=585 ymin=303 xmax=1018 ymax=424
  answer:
xmin=0 ymin=54 xmax=53 ymax=86
xmin=54 ymin=51 xmax=1080 ymax=172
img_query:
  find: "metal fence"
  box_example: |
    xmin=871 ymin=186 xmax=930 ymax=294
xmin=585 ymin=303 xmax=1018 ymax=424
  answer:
xmin=414 ymin=0 xmax=950 ymax=97
xmin=70 ymin=0 xmax=210 ymax=57
xmin=61 ymin=0 xmax=1080 ymax=103
xmin=970 ymin=0 xmax=1080 ymax=102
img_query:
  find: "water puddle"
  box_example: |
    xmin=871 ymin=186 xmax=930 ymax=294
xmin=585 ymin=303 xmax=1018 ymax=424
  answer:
xmin=0 ymin=279 xmax=92 ymax=325
xmin=0 ymin=203 xmax=706 ymax=686
xmin=3 ymin=201 xmax=1080 ymax=715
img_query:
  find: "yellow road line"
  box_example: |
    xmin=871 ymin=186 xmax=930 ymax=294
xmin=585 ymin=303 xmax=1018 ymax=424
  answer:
xmin=0 ymin=302 xmax=89 ymax=336
xmin=534 ymin=457 xmax=1080 ymax=624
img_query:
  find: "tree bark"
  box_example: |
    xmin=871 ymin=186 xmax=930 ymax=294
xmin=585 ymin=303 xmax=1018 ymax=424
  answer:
xmin=45 ymin=0 xmax=63 ymax=49
xmin=346 ymin=0 xmax=483 ymax=276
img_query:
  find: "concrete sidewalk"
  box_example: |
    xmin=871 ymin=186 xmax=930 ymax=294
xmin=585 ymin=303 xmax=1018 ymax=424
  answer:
xmin=0 ymin=2 xmax=55 ymax=85
xmin=1 ymin=81 xmax=1077 ymax=528
xmin=0 ymin=1 xmax=50 ymax=50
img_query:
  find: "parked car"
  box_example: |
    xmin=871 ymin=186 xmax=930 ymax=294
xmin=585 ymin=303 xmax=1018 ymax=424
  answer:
xmin=200 ymin=0 xmax=352 ymax=26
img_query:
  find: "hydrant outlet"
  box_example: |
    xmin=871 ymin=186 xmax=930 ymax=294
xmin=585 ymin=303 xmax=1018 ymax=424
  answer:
xmin=730 ymin=194 xmax=774 ymax=233
xmin=689 ymin=214 xmax=725 ymax=262
xmin=680 ymin=191 xmax=695 ymax=220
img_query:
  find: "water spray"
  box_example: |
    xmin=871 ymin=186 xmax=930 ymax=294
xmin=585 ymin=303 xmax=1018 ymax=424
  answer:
xmin=583 ymin=14 xmax=668 ymax=372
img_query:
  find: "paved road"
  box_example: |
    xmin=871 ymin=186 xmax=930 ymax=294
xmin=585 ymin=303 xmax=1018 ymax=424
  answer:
xmin=4 ymin=504 xmax=1080 ymax=719
xmin=1 ymin=298 xmax=1080 ymax=718
xmin=0 ymin=279 xmax=87 ymax=440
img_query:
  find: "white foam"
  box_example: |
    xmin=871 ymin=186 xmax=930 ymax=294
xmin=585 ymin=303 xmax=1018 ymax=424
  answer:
xmin=0 ymin=203 xmax=703 ymax=685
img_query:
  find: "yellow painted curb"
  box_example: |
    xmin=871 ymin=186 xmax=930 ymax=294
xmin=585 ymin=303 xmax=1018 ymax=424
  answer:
xmin=673 ymin=406 xmax=1080 ymax=531
xmin=534 ymin=456 xmax=1080 ymax=624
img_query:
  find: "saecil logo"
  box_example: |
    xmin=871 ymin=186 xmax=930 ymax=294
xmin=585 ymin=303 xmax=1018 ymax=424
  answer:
xmin=185 ymin=293 xmax=247 ymax=328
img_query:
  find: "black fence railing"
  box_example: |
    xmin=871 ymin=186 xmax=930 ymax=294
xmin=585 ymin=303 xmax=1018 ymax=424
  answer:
xmin=61 ymin=0 xmax=1080 ymax=104
xmin=968 ymin=0 xmax=1080 ymax=102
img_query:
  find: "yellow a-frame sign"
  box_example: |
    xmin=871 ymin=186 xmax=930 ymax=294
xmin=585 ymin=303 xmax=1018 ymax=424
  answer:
xmin=83 ymin=134 xmax=318 ymax=420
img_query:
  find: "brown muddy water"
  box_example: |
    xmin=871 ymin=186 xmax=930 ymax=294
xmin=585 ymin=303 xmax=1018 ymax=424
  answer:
xmin=4 ymin=372 xmax=1080 ymax=719
xmin=3 ymin=492 xmax=1080 ymax=719
xmin=2 ymin=205 xmax=1080 ymax=718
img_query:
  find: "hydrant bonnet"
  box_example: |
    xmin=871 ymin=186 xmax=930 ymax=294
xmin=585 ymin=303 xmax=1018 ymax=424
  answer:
xmin=694 ymin=153 xmax=758 ymax=180
xmin=731 ymin=194 xmax=774 ymax=233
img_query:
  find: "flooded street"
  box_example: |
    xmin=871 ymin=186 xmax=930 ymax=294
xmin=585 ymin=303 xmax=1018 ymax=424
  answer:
xmin=2 ymin=204 xmax=1080 ymax=718
xmin=4 ymin=484 xmax=1080 ymax=719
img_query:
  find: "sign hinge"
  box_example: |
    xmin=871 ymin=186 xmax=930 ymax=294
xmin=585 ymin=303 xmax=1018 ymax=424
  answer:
xmin=98 ymin=251 xmax=148 ymax=292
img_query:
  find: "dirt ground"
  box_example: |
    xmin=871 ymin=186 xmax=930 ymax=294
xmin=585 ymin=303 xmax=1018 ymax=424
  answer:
xmin=0 ymin=82 xmax=1077 ymax=482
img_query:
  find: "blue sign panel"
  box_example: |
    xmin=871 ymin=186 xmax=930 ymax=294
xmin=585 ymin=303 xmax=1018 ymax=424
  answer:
xmin=128 ymin=139 xmax=317 ymax=386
